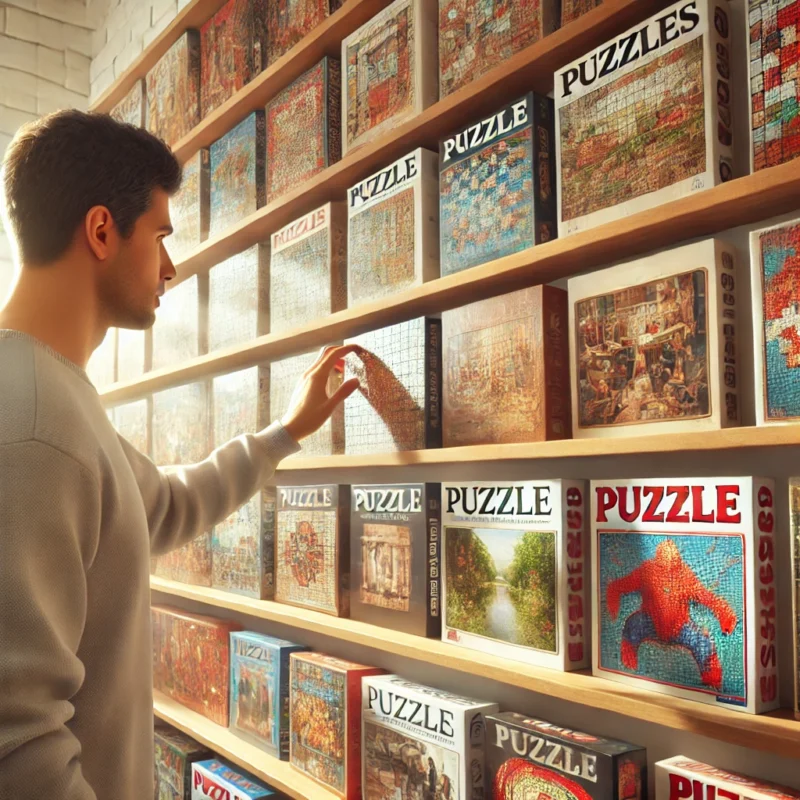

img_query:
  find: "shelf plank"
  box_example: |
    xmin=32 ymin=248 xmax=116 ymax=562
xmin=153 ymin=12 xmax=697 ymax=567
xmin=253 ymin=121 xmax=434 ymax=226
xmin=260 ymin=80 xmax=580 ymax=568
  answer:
xmin=151 ymin=578 xmax=800 ymax=759
xmin=154 ymin=690 xmax=336 ymax=800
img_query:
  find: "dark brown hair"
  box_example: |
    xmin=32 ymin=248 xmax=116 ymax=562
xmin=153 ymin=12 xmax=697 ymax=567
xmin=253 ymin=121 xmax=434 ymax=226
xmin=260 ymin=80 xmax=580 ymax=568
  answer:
xmin=1 ymin=109 xmax=182 ymax=265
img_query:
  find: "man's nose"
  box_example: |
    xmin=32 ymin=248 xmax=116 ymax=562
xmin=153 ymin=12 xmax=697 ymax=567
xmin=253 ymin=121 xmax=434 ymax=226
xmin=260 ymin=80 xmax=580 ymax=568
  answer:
xmin=160 ymin=241 xmax=177 ymax=281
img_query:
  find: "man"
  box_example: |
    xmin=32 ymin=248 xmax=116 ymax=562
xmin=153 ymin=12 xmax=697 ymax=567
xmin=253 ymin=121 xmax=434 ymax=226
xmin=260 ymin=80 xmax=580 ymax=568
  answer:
xmin=0 ymin=110 xmax=359 ymax=800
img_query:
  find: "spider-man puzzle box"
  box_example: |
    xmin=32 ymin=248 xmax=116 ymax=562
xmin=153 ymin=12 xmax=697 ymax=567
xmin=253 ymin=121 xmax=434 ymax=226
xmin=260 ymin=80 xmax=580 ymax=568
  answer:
xmin=591 ymin=478 xmax=779 ymax=714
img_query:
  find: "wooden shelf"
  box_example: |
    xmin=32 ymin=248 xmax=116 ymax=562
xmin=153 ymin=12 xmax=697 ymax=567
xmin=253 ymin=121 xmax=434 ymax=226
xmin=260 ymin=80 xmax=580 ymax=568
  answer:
xmin=154 ymin=691 xmax=336 ymax=800
xmin=151 ymin=577 xmax=800 ymax=759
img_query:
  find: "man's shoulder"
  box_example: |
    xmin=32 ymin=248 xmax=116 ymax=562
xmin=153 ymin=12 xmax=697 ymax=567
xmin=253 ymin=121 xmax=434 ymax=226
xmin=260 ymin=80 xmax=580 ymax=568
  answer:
xmin=0 ymin=334 xmax=39 ymax=445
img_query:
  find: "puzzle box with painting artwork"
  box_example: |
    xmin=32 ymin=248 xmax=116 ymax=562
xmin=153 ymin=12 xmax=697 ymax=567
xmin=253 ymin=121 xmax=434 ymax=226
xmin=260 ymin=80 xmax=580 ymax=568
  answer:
xmin=152 ymin=274 xmax=209 ymax=372
xmin=230 ymin=631 xmax=307 ymax=759
xmin=211 ymin=366 xmax=275 ymax=598
xmin=167 ymin=149 xmax=210 ymax=264
xmin=347 ymin=149 xmax=439 ymax=308
xmin=111 ymin=398 xmax=149 ymax=455
xmin=153 ymin=721 xmax=211 ymax=800
xmin=361 ymin=674 xmax=498 ymax=800
xmin=267 ymin=0 xmax=344 ymax=66
xmin=591 ymin=477 xmax=779 ymax=714
xmin=270 ymin=203 xmax=347 ymax=335
xmin=146 ymin=30 xmax=200 ymax=146
xmin=344 ymin=317 xmax=442 ymax=455
xmin=443 ymin=285 xmax=569 ymax=446
xmin=439 ymin=93 xmax=556 ymax=278
xmin=209 ymin=110 xmax=266 ymax=237
xmin=110 ymin=78 xmax=145 ymax=127
xmin=350 ymin=483 xmax=441 ymax=637
xmin=568 ymin=239 xmax=739 ymax=439
xmin=342 ymin=0 xmax=438 ymax=155
xmin=266 ymin=57 xmax=341 ymax=204
xmin=191 ymin=759 xmax=278 ymax=800
xmin=485 ymin=712 xmax=646 ymax=800
xmin=555 ymin=0 xmax=734 ymax=236
xmin=275 ymin=484 xmax=350 ymax=616
xmin=443 ymin=480 xmax=589 ymax=671
xmin=208 ymin=244 xmax=269 ymax=353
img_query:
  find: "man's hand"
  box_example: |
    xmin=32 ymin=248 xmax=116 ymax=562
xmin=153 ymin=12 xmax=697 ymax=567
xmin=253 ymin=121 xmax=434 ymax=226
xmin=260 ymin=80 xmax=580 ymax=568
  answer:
xmin=280 ymin=344 xmax=361 ymax=442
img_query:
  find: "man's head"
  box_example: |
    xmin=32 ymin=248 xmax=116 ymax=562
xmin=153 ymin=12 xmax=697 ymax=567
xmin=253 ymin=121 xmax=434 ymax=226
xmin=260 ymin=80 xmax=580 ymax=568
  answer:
xmin=1 ymin=109 xmax=182 ymax=329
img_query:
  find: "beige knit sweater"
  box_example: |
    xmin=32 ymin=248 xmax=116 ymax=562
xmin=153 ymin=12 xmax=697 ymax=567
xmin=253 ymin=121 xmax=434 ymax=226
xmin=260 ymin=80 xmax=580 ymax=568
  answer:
xmin=0 ymin=331 xmax=300 ymax=800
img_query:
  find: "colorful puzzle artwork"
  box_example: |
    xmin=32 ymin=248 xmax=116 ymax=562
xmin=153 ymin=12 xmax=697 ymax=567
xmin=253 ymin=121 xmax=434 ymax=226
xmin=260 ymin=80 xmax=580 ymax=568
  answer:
xmin=209 ymin=111 xmax=266 ymax=237
xmin=154 ymin=722 xmax=211 ymax=800
xmin=167 ymin=149 xmax=209 ymax=264
xmin=110 ymin=78 xmax=145 ymax=127
xmin=152 ymin=275 xmax=205 ymax=371
xmin=266 ymin=58 xmax=341 ymax=203
xmin=359 ymin=524 xmax=412 ymax=612
xmin=112 ymin=398 xmax=148 ymax=454
xmin=146 ymin=31 xmax=200 ymax=146
xmin=231 ymin=642 xmax=276 ymax=747
xmin=561 ymin=0 xmax=602 ymax=25
xmin=438 ymin=0 xmax=556 ymax=97
xmin=192 ymin=759 xmax=276 ymax=800
xmin=267 ymin=0 xmax=343 ymax=66
xmin=749 ymin=0 xmax=800 ymax=170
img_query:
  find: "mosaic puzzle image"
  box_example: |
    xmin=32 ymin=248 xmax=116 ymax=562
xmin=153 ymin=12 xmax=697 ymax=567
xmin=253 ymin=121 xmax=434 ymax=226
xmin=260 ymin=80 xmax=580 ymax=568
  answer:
xmin=110 ymin=78 xmax=144 ymax=127
xmin=749 ymin=0 xmax=800 ymax=170
xmin=154 ymin=724 xmax=209 ymax=800
xmin=492 ymin=760 xmax=594 ymax=800
xmin=757 ymin=221 xmax=800 ymax=419
xmin=441 ymin=129 xmax=533 ymax=277
xmin=232 ymin=656 xmax=275 ymax=743
xmin=445 ymin=527 xmax=557 ymax=653
xmin=559 ymin=38 xmax=705 ymax=222
xmin=345 ymin=0 xmax=415 ymax=151
xmin=360 ymin=524 xmax=411 ymax=612
xmin=363 ymin=719 xmax=459 ymax=800
xmin=267 ymin=0 xmax=342 ymax=66
xmin=561 ymin=0 xmax=602 ymax=25
xmin=575 ymin=269 xmax=709 ymax=428
xmin=276 ymin=510 xmax=339 ymax=612
xmin=290 ymin=657 xmax=346 ymax=792
xmin=167 ymin=149 xmax=209 ymax=263
xmin=439 ymin=0 xmax=550 ymax=97
xmin=598 ymin=533 xmax=745 ymax=698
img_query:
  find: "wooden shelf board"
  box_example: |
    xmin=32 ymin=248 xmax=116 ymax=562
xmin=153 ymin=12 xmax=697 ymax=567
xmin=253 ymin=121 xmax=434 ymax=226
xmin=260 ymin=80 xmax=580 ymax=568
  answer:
xmin=151 ymin=577 xmax=800 ymax=759
xmin=154 ymin=690 xmax=336 ymax=800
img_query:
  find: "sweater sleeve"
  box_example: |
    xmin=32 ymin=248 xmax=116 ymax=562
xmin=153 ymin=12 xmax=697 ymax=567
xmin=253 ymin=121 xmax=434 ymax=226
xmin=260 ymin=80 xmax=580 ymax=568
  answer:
xmin=0 ymin=441 xmax=100 ymax=800
xmin=120 ymin=421 xmax=301 ymax=557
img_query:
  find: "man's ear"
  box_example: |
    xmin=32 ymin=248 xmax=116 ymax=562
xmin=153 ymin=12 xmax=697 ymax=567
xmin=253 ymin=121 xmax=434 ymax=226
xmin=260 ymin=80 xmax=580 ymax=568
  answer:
xmin=84 ymin=205 xmax=117 ymax=261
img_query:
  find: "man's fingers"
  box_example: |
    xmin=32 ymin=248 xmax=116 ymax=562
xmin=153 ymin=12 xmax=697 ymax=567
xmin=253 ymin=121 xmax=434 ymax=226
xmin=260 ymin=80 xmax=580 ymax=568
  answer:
xmin=314 ymin=343 xmax=364 ymax=377
xmin=304 ymin=344 xmax=338 ymax=376
xmin=322 ymin=376 xmax=360 ymax=415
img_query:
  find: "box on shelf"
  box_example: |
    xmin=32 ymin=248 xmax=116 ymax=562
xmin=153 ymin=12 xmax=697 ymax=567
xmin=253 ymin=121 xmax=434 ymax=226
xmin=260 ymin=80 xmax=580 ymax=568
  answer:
xmin=655 ymin=756 xmax=800 ymax=800
xmin=442 ymin=480 xmax=589 ymax=671
xmin=439 ymin=0 xmax=557 ymax=97
xmin=362 ymin=674 xmax=498 ymax=800
xmin=270 ymin=351 xmax=345 ymax=457
xmin=208 ymin=244 xmax=270 ymax=353
xmin=209 ymin=111 xmax=266 ymax=237
xmin=267 ymin=0 xmax=344 ymax=67
xmin=191 ymin=758 xmax=279 ymax=799
xmin=562 ymin=0 xmax=603 ymax=25
xmin=152 ymin=274 xmax=209 ymax=372
xmin=748 ymin=0 xmax=800 ymax=171
xmin=443 ymin=285 xmax=569 ymax=445
xmin=116 ymin=327 xmax=148 ymax=383
xmin=152 ymin=605 xmax=242 ymax=726
xmin=555 ymin=0 xmax=733 ymax=236
xmin=154 ymin=721 xmax=211 ymax=800
xmin=343 ymin=317 xmax=442 ymax=455
xmin=270 ymin=202 xmax=347 ymax=335
xmin=111 ymin=397 xmax=149 ymax=454
xmin=440 ymin=93 xmax=557 ymax=277
xmin=212 ymin=366 xmax=274 ymax=598
xmin=347 ymin=148 xmax=439 ymax=307
xmin=568 ymin=239 xmax=739 ymax=439
xmin=167 ymin=149 xmax=210 ymax=264
xmin=790 ymin=479 xmax=800 ymax=720
xmin=342 ymin=0 xmax=438 ymax=155
xmin=266 ymin=57 xmax=341 ymax=203
xmin=109 ymin=78 xmax=145 ymax=127
xmin=229 ymin=631 xmax=308 ymax=759
xmin=486 ymin=712 xmax=647 ymax=800
xmin=290 ymin=652 xmax=383 ymax=799
xmin=275 ymin=484 xmax=350 ymax=616
xmin=200 ymin=0 xmax=267 ymax=117
xmin=146 ymin=30 xmax=201 ymax=146
xmin=750 ymin=217 xmax=800 ymax=424
xmin=591 ymin=477 xmax=779 ymax=714
xmin=350 ymin=483 xmax=441 ymax=637
xmin=86 ymin=327 xmax=116 ymax=389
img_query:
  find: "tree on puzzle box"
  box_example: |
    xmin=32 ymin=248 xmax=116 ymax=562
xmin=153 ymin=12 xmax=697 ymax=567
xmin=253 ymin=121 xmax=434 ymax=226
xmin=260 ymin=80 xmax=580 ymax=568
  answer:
xmin=341 ymin=0 xmax=438 ymax=155
xmin=591 ymin=477 xmax=780 ymax=714
xmin=152 ymin=274 xmax=208 ymax=372
xmin=347 ymin=148 xmax=439 ymax=308
xmin=270 ymin=203 xmax=347 ymax=335
xmin=289 ymin=652 xmax=383 ymax=799
xmin=485 ymin=712 xmax=646 ymax=800
xmin=555 ymin=0 xmax=734 ymax=236
xmin=568 ymin=239 xmax=740 ymax=439
xmin=439 ymin=93 xmax=557 ymax=278
xmin=267 ymin=0 xmax=344 ymax=67
xmin=154 ymin=721 xmax=211 ymax=800
xmin=167 ymin=149 xmax=210 ymax=264
xmin=110 ymin=78 xmax=145 ymax=127
xmin=361 ymin=674 xmax=498 ymax=800
xmin=442 ymin=480 xmax=590 ymax=672
xmin=439 ymin=0 xmax=557 ymax=97
xmin=266 ymin=57 xmax=341 ymax=204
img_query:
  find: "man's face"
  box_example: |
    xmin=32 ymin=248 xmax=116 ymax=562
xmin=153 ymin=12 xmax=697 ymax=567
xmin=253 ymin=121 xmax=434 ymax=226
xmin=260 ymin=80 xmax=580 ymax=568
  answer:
xmin=99 ymin=188 xmax=176 ymax=330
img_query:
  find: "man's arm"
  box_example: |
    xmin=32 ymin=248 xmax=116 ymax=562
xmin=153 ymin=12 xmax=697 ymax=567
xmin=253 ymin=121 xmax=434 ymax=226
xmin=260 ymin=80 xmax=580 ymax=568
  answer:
xmin=0 ymin=441 xmax=100 ymax=800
